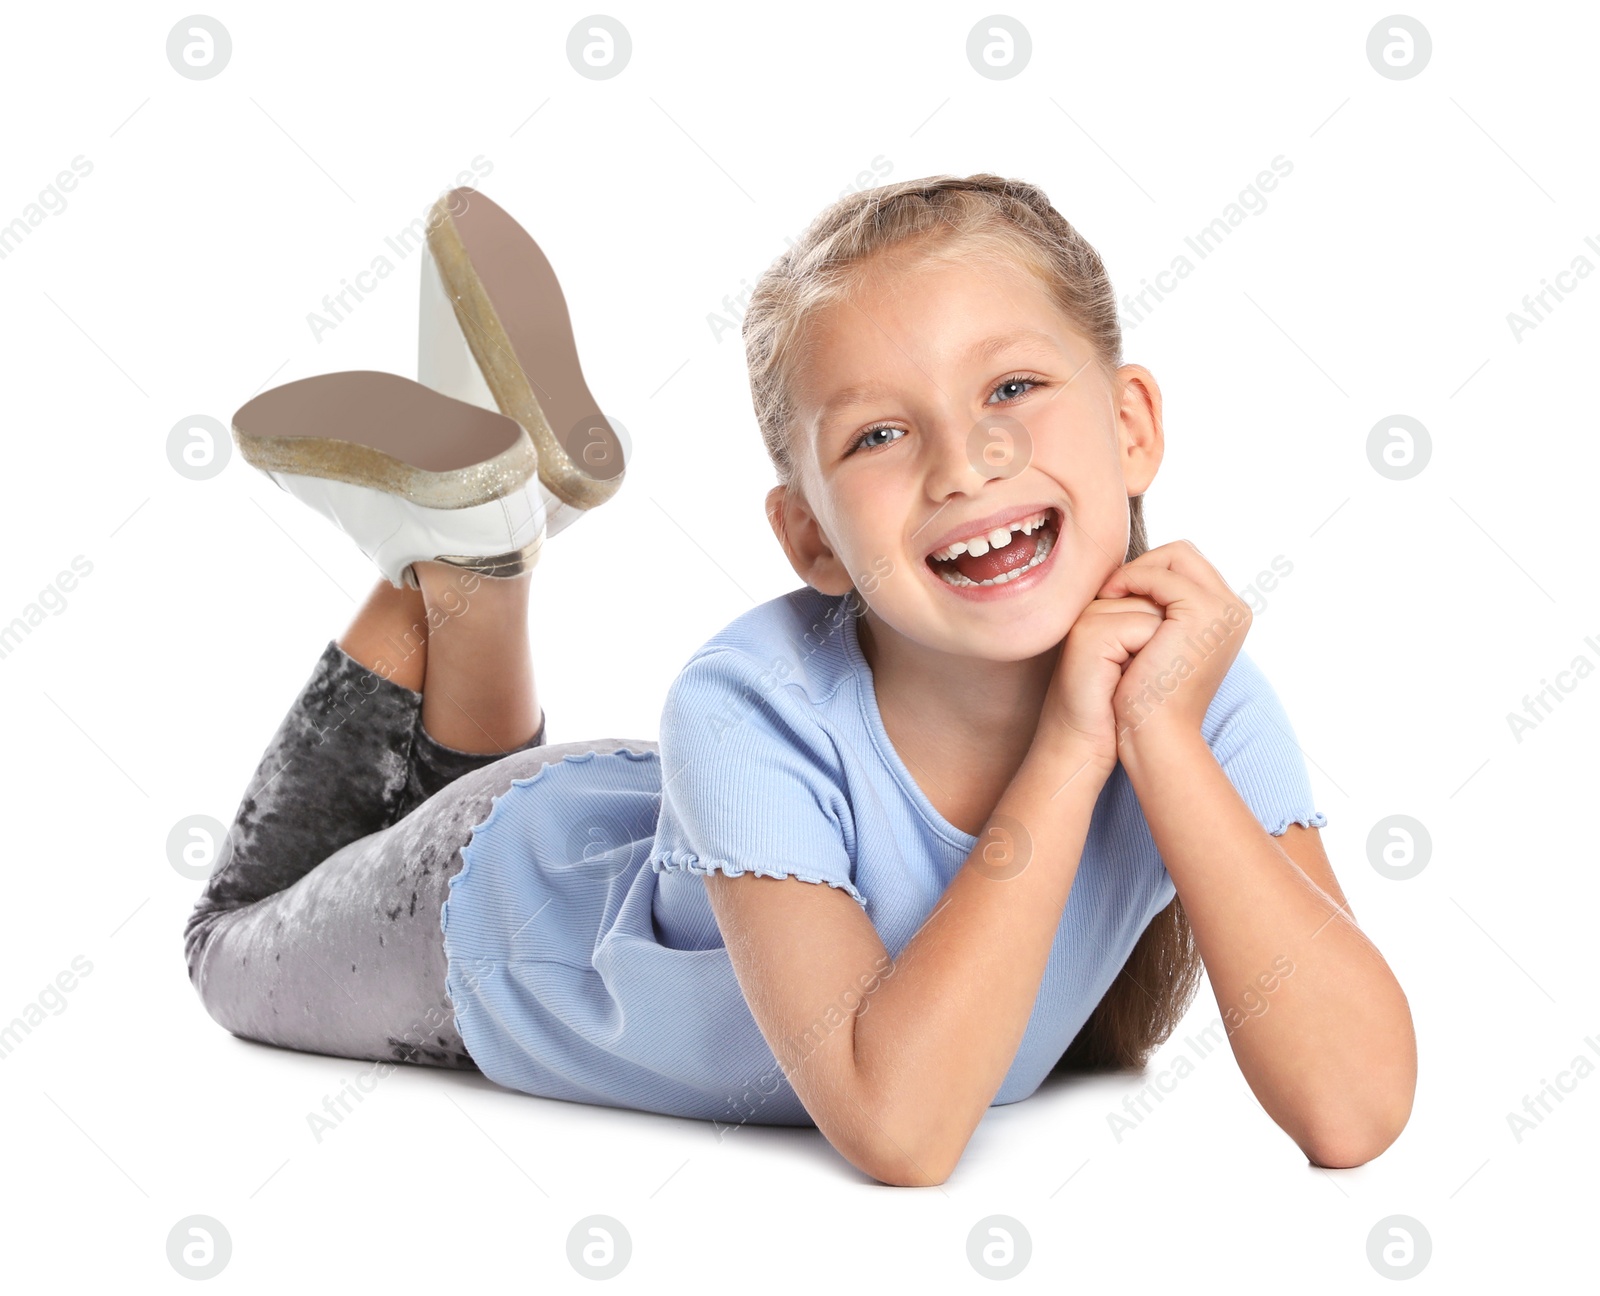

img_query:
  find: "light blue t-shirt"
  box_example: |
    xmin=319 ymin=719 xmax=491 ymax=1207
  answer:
xmin=438 ymin=584 xmax=1326 ymax=1127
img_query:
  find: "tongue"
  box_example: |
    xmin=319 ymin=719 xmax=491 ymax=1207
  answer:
xmin=949 ymin=528 xmax=1040 ymax=583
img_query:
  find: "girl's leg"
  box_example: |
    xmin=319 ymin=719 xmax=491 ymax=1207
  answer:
xmin=182 ymin=566 xmax=547 ymax=1056
xmin=392 ymin=563 xmax=546 ymax=823
xmin=342 ymin=577 xmax=429 ymax=694
xmin=410 ymin=561 xmax=540 ymax=756
xmin=181 ymin=585 xmax=434 ymax=983
xmin=186 ymin=734 xmax=645 ymax=1068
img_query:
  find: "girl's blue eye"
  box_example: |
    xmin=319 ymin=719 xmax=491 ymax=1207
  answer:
xmin=846 ymin=373 xmax=1045 ymax=455
xmin=988 ymin=376 xmax=1039 ymax=404
xmin=852 ymin=424 xmax=905 ymax=453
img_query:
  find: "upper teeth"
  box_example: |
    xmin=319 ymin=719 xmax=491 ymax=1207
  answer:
xmin=928 ymin=510 xmax=1052 ymax=561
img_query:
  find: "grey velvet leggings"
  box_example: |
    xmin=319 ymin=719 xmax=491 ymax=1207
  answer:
xmin=182 ymin=637 xmax=620 ymax=1069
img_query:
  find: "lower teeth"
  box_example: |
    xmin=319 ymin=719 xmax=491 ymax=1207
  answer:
xmin=933 ymin=521 xmax=1056 ymax=588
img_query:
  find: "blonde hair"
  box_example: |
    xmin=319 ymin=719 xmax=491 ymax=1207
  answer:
xmin=740 ymin=173 xmax=1200 ymax=1074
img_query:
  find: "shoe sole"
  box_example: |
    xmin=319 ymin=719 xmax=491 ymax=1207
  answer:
xmin=233 ymin=370 xmax=545 ymax=586
xmin=234 ymin=370 xmax=538 ymax=506
xmin=422 ymin=187 xmax=626 ymax=518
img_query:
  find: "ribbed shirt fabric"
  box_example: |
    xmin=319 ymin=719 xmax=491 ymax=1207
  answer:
xmin=438 ymin=584 xmax=1326 ymax=1127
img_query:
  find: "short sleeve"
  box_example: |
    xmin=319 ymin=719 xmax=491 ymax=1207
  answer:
xmin=647 ymin=648 xmax=866 ymax=907
xmin=1200 ymin=649 xmax=1329 ymax=837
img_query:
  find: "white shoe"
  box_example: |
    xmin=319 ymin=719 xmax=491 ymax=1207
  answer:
xmin=419 ymin=187 xmax=628 ymax=541
xmin=233 ymin=370 xmax=546 ymax=590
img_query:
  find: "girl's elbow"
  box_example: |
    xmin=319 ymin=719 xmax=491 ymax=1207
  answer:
xmin=869 ymin=1154 xmax=955 ymax=1187
xmin=825 ymin=1117 xmax=955 ymax=1186
xmin=1302 ymin=1045 xmax=1418 ymax=1168
xmin=859 ymin=1131 xmax=959 ymax=1186
xmin=852 ymin=1092 xmax=966 ymax=1185
xmin=1301 ymin=1098 xmax=1413 ymax=1168
xmin=858 ymin=1123 xmax=961 ymax=1186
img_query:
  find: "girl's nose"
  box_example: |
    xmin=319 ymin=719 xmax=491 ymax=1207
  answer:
xmin=921 ymin=405 xmax=1013 ymax=500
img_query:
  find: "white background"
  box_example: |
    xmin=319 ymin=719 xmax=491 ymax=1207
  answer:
xmin=0 ymin=0 xmax=1594 ymax=1288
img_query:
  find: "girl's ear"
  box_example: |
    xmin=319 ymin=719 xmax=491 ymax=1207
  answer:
xmin=1115 ymin=363 xmax=1164 ymax=497
xmin=765 ymin=484 xmax=854 ymax=595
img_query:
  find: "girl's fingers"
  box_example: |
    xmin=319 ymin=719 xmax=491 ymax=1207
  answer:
xmin=1098 ymin=561 xmax=1203 ymax=611
xmin=1112 ymin=540 xmax=1227 ymax=593
xmin=1095 ymin=594 xmax=1165 ymax=617
xmin=1100 ymin=540 xmax=1244 ymax=612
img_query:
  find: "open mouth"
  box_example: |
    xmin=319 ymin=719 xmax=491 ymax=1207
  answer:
xmin=924 ymin=506 xmax=1061 ymax=589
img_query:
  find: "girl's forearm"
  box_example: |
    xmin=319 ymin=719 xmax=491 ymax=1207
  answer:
xmin=854 ymin=740 xmax=1111 ymax=1185
xmin=1119 ymin=728 xmax=1416 ymax=1166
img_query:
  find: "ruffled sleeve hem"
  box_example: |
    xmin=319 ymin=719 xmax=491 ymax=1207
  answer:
xmin=1264 ymin=809 xmax=1328 ymax=836
xmin=649 ymin=849 xmax=868 ymax=910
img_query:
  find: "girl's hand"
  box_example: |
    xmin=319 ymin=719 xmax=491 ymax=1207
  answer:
xmin=1095 ymin=540 xmax=1252 ymax=753
xmin=1036 ymin=585 xmax=1167 ymax=774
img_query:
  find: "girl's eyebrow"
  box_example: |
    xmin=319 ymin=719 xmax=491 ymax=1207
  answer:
xmin=814 ymin=328 xmax=1064 ymax=432
xmin=816 ymin=381 xmax=893 ymax=429
xmin=967 ymin=327 xmax=1063 ymax=365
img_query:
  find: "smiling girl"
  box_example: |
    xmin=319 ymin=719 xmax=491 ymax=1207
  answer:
xmin=184 ymin=174 xmax=1415 ymax=1186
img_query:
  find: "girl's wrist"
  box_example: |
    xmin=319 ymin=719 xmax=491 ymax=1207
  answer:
xmin=1116 ymin=718 xmax=1209 ymax=779
xmin=1021 ymin=728 xmax=1116 ymax=794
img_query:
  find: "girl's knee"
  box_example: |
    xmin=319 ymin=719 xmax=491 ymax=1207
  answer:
xmin=181 ymin=905 xmax=219 ymax=993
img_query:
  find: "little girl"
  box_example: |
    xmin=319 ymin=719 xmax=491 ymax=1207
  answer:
xmin=183 ymin=174 xmax=1415 ymax=1186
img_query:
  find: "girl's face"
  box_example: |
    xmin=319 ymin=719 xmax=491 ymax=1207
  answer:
xmin=772 ymin=244 xmax=1163 ymax=663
